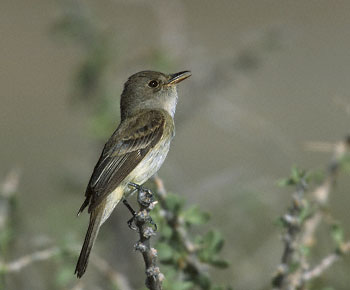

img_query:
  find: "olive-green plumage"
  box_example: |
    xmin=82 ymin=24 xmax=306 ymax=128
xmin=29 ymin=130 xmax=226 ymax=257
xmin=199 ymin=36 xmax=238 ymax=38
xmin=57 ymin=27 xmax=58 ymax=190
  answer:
xmin=75 ymin=70 xmax=191 ymax=278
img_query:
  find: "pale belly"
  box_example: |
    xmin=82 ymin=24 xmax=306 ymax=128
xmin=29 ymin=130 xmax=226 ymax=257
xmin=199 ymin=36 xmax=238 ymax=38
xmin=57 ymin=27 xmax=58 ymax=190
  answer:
xmin=101 ymin=137 xmax=171 ymax=224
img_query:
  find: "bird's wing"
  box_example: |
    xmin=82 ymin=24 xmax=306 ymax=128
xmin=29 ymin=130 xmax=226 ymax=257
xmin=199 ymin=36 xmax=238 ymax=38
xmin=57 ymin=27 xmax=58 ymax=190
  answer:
xmin=79 ymin=110 xmax=166 ymax=213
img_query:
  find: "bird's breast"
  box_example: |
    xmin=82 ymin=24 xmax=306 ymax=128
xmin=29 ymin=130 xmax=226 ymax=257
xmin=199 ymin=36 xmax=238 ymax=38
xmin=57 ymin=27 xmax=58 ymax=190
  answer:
xmin=130 ymin=136 xmax=172 ymax=185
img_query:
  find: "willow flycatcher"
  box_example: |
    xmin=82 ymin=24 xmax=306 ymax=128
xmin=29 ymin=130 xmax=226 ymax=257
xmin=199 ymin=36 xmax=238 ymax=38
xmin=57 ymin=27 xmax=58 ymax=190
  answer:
xmin=75 ymin=70 xmax=191 ymax=278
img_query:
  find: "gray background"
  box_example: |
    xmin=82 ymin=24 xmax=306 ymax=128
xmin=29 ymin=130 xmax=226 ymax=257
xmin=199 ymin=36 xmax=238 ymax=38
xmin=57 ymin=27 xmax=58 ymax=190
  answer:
xmin=1 ymin=1 xmax=349 ymax=289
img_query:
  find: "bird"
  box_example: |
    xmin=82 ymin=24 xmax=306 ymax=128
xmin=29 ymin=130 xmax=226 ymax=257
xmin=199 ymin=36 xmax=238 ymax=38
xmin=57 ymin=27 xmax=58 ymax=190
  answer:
xmin=75 ymin=70 xmax=191 ymax=278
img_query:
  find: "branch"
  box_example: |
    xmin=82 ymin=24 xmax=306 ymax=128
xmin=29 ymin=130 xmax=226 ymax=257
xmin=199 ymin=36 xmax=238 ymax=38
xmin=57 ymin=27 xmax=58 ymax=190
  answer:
xmin=302 ymin=241 xmax=350 ymax=282
xmin=300 ymin=139 xmax=349 ymax=248
xmin=132 ymin=185 xmax=164 ymax=290
xmin=0 ymin=247 xmax=60 ymax=273
xmin=272 ymin=181 xmax=308 ymax=290
xmin=272 ymin=136 xmax=350 ymax=290
xmin=0 ymin=245 xmax=133 ymax=290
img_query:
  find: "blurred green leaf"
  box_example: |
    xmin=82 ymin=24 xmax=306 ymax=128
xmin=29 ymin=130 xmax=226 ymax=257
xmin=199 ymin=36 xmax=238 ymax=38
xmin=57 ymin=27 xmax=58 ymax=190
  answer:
xmin=305 ymin=169 xmax=325 ymax=184
xmin=340 ymin=153 xmax=350 ymax=174
xmin=330 ymin=223 xmax=344 ymax=246
xmin=198 ymin=231 xmax=227 ymax=266
xmin=182 ymin=206 xmax=210 ymax=226
xmin=278 ymin=166 xmax=307 ymax=187
xmin=298 ymin=199 xmax=312 ymax=224
xmin=300 ymin=245 xmax=311 ymax=257
xmin=157 ymin=242 xmax=175 ymax=262
xmin=164 ymin=193 xmax=184 ymax=214
xmin=55 ymin=267 xmax=74 ymax=287
xmin=162 ymin=268 xmax=195 ymax=290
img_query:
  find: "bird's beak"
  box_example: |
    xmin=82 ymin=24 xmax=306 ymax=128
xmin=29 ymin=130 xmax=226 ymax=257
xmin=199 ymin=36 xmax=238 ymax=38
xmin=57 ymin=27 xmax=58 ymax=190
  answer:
xmin=167 ymin=71 xmax=191 ymax=85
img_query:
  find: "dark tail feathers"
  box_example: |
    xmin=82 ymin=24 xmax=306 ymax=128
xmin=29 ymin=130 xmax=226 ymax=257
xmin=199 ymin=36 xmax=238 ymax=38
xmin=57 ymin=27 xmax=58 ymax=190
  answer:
xmin=75 ymin=210 xmax=102 ymax=278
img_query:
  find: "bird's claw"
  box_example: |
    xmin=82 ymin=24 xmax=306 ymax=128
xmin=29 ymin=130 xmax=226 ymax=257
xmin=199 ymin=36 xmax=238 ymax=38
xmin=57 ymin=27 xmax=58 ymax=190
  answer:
xmin=127 ymin=182 xmax=158 ymax=230
xmin=127 ymin=216 xmax=138 ymax=231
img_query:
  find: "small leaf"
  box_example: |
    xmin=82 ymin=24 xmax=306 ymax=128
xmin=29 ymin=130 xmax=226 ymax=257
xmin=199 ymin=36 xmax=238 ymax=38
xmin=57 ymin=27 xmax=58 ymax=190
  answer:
xmin=300 ymin=245 xmax=311 ymax=257
xmin=330 ymin=223 xmax=344 ymax=246
xmin=56 ymin=267 xmax=74 ymax=287
xmin=182 ymin=206 xmax=210 ymax=225
xmin=157 ymin=242 xmax=175 ymax=261
xmin=277 ymin=177 xmax=294 ymax=187
xmin=305 ymin=169 xmax=325 ymax=184
xmin=198 ymin=231 xmax=226 ymax=264
xmin=340 ymin=154 xmax=350 ymax=174
xmin=298 ymin=199 xmax=312 ymax=224
xmin=165 ymin=193 xmax=184 ymax=214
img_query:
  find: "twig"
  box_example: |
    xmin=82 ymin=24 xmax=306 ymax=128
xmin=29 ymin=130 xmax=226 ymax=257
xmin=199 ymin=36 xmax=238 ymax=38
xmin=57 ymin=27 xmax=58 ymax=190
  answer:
xmin=0 ymin=244 xmax=133 ymax=290
xmin=132 ymin=185 xmax=164 ymax=290
xmin=300 ymin=139 xmax=349 ymax=248
xmin=272 ymin=136 xmax=350 ymax=290
xmin=272 ymin=181 xmax=308 ymax=290
xmin=0 ymin=247 xmax=60 ymax=273
xmin=302 ymin=241 xmax=350 ymax=282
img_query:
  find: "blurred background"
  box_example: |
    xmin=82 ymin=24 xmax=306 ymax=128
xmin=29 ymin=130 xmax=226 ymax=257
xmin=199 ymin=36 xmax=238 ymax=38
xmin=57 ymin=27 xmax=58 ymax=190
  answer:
xmin=1 ymin=0 xmax=350 ymax=289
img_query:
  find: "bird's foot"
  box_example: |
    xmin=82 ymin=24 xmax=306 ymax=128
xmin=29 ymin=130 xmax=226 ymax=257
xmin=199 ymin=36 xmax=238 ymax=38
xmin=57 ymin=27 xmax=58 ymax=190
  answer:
xmin=128 ymin=182 xmax=155 ymax=207
xmin=127 ymin=182 xmax=157 ymax=231
xmin=127 ymin=216 xmax=138 ymax=231
xmin=123 ymin=199 xmax=138 ymax=231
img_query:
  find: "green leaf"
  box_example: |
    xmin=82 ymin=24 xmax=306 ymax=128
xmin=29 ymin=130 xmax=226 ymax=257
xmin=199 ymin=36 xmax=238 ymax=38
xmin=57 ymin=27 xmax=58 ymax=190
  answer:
xmin=55 ymin=267 xmax=74 ymax=287
xmin=341 ymin=153 xmax=350 ymax=174
xmin=330 ymin=223 xmax=344 ymax=246
xmin=304 ymin=169 xmax=325 ymax=184
xmin=182 ymin=206 xmax=210 ymax=225
xmin=157 ymin=242 xmax=175 ymax=261
xmin=198 ymin=231 xmax=226 ymax=264
xmin=291 ymin=166 xmax=304 ymax=182
xmin=278 ymin=166 xmax=307 ymax=187
xmin=165 ymin=193 xmax=184 ymax=214
xmin=162 ymin=268 xmax=195 ymax=290
xmin=298 ymin=199 xmax=312 ymax=223
xmin=300 ymin=245 xmax=311 ymax=257
xmin=277 ymin=177 xmax=294 ymax=187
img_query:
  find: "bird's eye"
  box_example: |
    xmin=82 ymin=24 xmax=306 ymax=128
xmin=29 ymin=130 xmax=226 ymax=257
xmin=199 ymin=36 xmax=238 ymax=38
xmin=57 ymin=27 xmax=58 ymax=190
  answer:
xmin=148 ymin=80 xmax=159 ymax=88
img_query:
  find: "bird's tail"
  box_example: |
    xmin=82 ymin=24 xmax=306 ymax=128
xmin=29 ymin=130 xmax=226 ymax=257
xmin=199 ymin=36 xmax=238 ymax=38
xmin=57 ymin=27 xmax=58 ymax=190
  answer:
xmin=75 ymin=207 xmax=103 ymax=278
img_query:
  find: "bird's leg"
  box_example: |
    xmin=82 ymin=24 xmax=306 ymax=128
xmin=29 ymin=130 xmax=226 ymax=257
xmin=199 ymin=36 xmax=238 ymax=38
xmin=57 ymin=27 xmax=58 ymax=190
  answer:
xmin=123 ymin=199 xmax=138 ymax=231
xmin=128 ymin=182 xmax=157 ymax=231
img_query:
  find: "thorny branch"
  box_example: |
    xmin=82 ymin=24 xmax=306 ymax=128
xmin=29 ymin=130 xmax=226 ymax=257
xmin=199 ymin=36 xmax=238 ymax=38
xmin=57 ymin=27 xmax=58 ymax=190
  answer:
xmin=272 ymin=137 xmax=350 ymax=290
xmin=131 ymin=185 xmax=164 ymax=290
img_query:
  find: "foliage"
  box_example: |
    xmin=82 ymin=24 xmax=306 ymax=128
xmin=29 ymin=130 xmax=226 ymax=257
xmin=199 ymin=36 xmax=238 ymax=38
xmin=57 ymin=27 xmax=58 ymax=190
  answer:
xmin=273 ymin=149 xmax=350 ymax=290
xmin=151 ymin=191 xmax=230 ymax=290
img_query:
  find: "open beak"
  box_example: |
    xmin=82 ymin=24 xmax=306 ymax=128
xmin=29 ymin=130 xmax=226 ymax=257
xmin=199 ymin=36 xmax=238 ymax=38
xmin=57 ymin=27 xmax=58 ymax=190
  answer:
xmin=167 ymin=71 xmax=191 ymax=85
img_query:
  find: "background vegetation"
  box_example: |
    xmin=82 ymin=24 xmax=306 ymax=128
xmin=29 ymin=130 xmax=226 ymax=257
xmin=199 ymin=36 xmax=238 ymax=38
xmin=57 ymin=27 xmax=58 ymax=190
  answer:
xmin=1 ymin=1 xmax=350 ymax=290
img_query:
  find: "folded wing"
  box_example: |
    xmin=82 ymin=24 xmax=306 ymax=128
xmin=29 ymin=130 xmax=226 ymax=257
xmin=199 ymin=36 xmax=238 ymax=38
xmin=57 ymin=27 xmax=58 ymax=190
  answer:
xmin=78 ymin=110 xmax=166 ymax=214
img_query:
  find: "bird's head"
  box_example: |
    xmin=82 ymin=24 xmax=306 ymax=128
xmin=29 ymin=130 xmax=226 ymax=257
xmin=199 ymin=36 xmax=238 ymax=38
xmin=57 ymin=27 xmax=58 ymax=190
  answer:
xmin=120 ymin=70 xmax=191 ymax=120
